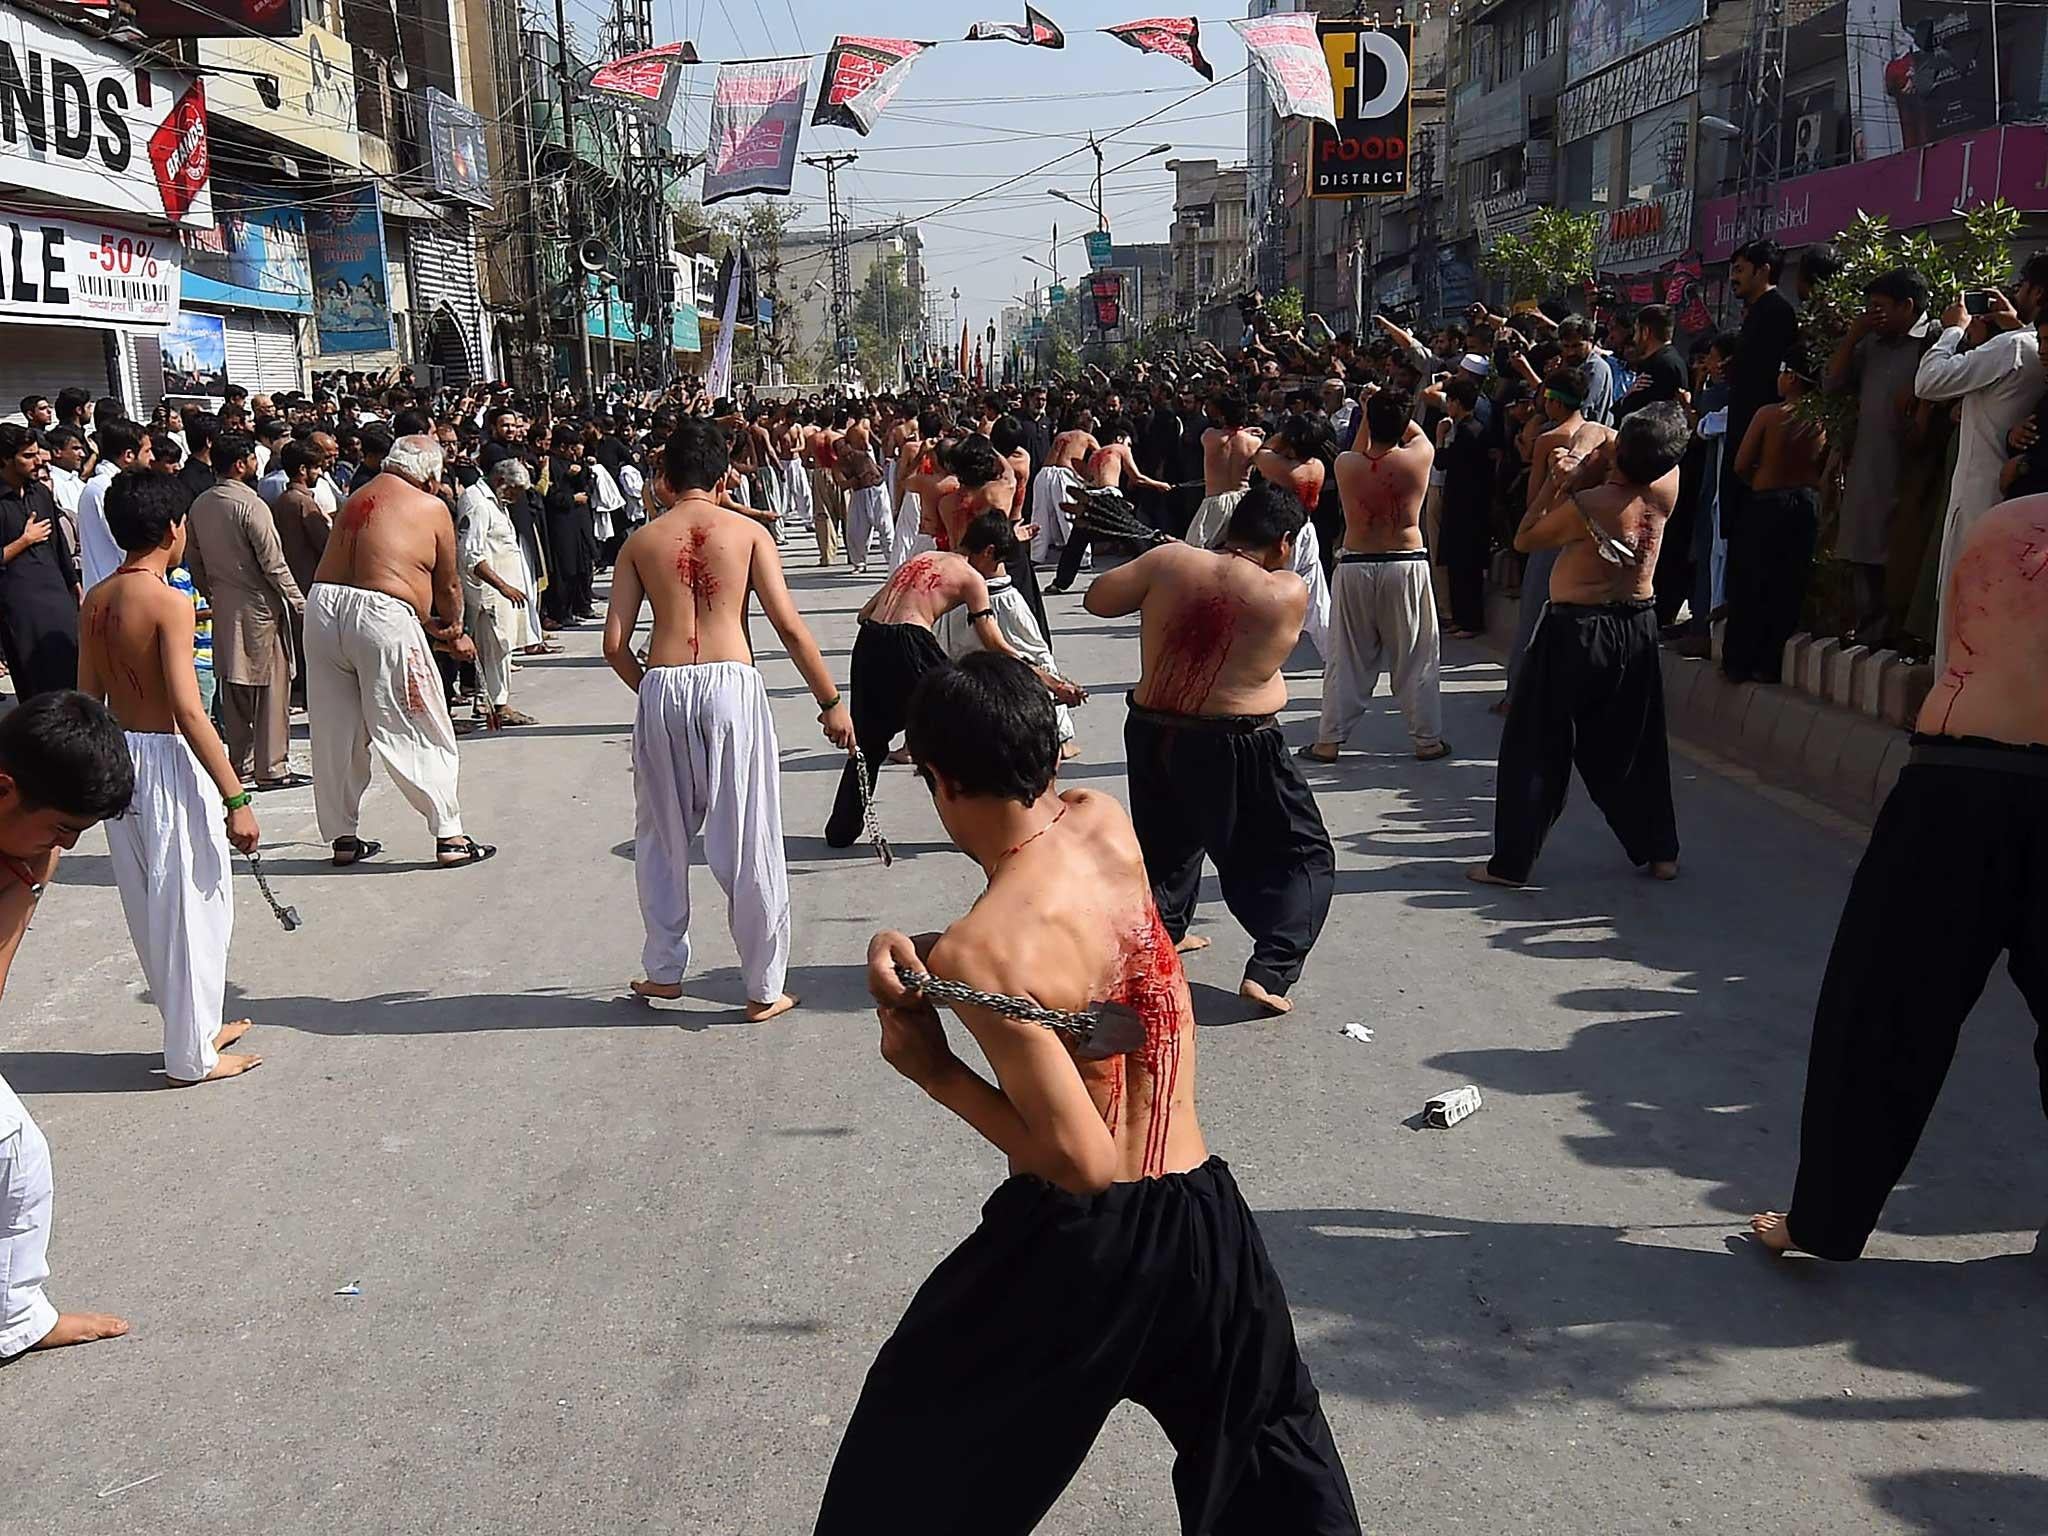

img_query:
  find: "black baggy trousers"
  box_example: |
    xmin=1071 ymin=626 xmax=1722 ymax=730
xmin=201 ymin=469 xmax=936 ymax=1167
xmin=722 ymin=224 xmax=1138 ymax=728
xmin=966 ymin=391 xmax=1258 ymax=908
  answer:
xmin=814 ymin=1158 xmax=1362 ymax=1536
xmin=1721 ymin=485 xmax=1817 ymax=683
xmin=1785 ymin=737 xmax=2048 ymax=1260
xmin=1488 ymin=599 xmax=1680 ymax=884
xmin=826 ymin=619 xmax=949 ymax=848
xmin=1124 ymin=700 xmax=1334 ymax=995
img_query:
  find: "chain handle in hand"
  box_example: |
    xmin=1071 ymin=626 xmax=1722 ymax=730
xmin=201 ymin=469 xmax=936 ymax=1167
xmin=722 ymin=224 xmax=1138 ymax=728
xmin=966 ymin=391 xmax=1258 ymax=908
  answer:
xmin=895 ymin=964 xmax=1098 ymax=1042
xmin=243 ymin=850 xmax=302 ymax=931
xmin=851 ymin=744 xmax=894 ymax=866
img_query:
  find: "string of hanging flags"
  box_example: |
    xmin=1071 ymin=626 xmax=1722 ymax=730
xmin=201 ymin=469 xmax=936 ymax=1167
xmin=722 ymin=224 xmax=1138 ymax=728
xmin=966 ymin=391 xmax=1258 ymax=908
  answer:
xmin=577 ymin=8 xmax=1339 ymax=205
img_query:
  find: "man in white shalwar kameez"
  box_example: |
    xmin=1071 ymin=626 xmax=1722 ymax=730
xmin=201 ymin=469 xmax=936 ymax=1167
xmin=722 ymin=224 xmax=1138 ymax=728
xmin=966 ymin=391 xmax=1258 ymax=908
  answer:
xmin=602 ymin=421 xmax=853 ymax=1020
xmin=938 ymin=515 xmax=1079 ymax=756
xmin=306 ymin=435 xmax=494 ymax=868
xmin=80 ymin=469 xmax=268 ymax=1084
xmin=1028 ymin=463 xmax=1080 ymax=565
xmin=0 ymin=691 xmax=139 ymax=1357
xmin=459 ymin=460 xmax=540 ymax=728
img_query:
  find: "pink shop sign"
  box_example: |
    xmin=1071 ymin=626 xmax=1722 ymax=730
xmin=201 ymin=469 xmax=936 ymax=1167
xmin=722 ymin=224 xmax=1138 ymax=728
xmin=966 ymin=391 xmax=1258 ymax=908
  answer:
xmin=1701 ymin=125 xmax=2048 ymax=263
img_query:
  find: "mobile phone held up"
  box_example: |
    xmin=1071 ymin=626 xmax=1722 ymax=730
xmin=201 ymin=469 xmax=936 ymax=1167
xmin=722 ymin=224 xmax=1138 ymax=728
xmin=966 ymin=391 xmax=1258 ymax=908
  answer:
xmin=1965 ymin=290 xmax=1994 ymax=316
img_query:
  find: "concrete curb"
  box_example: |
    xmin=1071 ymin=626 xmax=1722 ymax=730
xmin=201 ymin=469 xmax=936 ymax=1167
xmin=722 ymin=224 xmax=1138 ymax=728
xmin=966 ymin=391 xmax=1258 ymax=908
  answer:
xmin=1480 ymin=567 xmax=1925 ymax=820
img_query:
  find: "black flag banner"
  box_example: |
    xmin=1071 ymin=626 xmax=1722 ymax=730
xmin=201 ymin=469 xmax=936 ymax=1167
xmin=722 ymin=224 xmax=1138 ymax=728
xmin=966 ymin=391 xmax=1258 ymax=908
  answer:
xmin=813 ymin=35 xmax=929 ymax=135
xmin=1102 ymin=17 xmax=1212 ymax=80
xmin=964 ymin=5 xmax=1065 ymax=46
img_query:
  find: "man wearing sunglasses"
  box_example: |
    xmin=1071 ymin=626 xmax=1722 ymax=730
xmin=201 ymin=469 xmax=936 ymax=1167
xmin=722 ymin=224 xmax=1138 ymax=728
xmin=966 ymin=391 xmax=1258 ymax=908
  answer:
xmin=1472 ymin=402 xmax=1689 ymax=888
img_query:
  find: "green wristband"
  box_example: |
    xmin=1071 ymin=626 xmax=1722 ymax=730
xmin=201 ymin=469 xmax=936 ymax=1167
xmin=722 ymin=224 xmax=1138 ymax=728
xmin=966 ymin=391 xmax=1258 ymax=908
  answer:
xmin=223 ymin=791 xmax=252 ymax=811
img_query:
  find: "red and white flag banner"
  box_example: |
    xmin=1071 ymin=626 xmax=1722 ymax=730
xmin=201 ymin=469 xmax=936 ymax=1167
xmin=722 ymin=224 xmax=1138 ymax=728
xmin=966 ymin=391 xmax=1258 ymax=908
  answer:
xmin=965 ymin=6 xmax=1065 ymax=47
xmin=1101 ymin=17 xmax=1211 ymax=81
xmin=590 ymin=40 xmax=697 ymax=117
xmin=1230 ymin=14 xmax=1333 ymax=126
xmin=812 ymin=36 xmax=928 ymax=135
xmin=702 ymin=58 xmax=810 ymax=205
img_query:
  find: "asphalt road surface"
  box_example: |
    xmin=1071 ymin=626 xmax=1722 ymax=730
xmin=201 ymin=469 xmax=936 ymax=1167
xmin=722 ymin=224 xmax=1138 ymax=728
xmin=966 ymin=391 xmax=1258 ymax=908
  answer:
xmin=5 ymin=555 xmax=2043 ymax=1535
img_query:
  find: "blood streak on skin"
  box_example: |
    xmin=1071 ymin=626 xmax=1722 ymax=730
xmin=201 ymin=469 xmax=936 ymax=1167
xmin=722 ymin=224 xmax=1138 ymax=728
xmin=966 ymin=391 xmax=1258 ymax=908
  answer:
xmin=1148 ymin=588 xmax=1239 ymax=714
xmin=1098 ymin=903 xmax=1187 ymax=1176
xmin=884 ymin=553 xmax=946 ymax=597
xmin=340 ymin=489 xmax=381 ymax=535
xmin=675 ymin=528 xmax=718 ymax=663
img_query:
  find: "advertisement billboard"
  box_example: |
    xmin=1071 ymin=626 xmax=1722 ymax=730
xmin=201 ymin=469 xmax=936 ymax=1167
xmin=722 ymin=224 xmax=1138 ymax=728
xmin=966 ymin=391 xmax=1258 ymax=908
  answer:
xmin=161 ymin=312 xmax=227 ymax=396
xmin=1309 ymin=22 xmax=1413 ymax=199
xmin=1564 ymin=0 xmax=1705 ymax=87
xmin=0 ymin=211 xmax=182 ymax=329
xmin=306 ymin=186 xmax=391 ymax=354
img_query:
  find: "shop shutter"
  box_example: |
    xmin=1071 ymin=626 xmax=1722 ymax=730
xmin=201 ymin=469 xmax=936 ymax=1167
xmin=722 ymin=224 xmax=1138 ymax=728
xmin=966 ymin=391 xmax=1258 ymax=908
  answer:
xmin=221 ymin=312 xmax=304 ymax=394
xmin=0 ymin=326 xmax=113 ymax=417
xmin=120 ymin=328 xmax=163 ymax=419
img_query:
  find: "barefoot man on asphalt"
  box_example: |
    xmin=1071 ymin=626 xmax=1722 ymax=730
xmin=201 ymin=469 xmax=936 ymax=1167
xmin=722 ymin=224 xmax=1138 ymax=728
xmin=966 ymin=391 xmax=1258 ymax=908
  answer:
xmin=1751 ymin=491 xmax=2048 ymax=1259
xmin=0 ymin=692 xmax=136 ymax=1359
xmin=603 ymin=421 xmax=853 ymax=1022
xmin=816 ymin=653 xmax=1361 ymax=1534
xmin=78 ymin=470 xmax=263 ymax=1086
xmin=1086 ymin=480 xmax=1335 ymax=1015
xmin=305 ymin=434 xmax=493 ymax=869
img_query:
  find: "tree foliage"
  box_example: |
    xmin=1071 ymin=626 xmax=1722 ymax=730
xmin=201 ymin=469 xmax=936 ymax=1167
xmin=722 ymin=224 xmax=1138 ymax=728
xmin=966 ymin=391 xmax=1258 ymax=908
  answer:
xmin=1479 ymin=208 xmax=1601 ymax=304
xmin=1264 ymin=287 xmax=1305 ymax=329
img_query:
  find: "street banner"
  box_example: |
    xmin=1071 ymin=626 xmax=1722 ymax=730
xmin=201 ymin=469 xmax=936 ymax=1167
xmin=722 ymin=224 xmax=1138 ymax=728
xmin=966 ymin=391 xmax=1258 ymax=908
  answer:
xmin=0 ymin=210 xmax=182 ymax=330
xmin=703 ymin=59 xmax=810 ymax=205
xmin=1103 ymin=18 xmax=1212 ymax=80
xmin=966 ymin=6 xmax=1065 ymax=46
xmin=1232 ymin=14 xmax=1335 ymax=127
xmin=590 ymin=41 xmax=696 ymax=120
xmin=813 ymin=37 xmax=927 ymax=135
xmin=1309 ymin=21 xmax=1412 ymax=198
xmin=1085 ymin=230 xmax=1113 ymax=269
xmin=1089 ymin=271 xmax=1121 ymax=331
xmin=424 ymin=87 xmax=491 ymax=207
xmin=305 ymin=185 xmax=392 ymax=354
xmin=707 ymin=252 xmax=741 ymax=399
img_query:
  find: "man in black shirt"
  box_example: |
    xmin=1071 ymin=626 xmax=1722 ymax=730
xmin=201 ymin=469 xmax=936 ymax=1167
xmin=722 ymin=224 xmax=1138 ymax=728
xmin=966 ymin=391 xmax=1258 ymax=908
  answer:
xmin=1724 ymin=240 xmax=1800 ymax=500
xmin=1618 ymin=304 xmax=1688 ymax=422
xmin=0 ymin=424 xmax=80 ymax=699
xmin=1016 ymin=386 xmax=1053 ymax=478
xmin=176 ymin=412 xmax=221 ymax=514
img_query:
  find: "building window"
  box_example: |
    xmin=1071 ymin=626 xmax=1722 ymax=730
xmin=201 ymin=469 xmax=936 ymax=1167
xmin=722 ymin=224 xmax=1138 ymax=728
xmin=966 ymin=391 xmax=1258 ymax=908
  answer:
xmin=1624 ymin=101 xmax=1689 ymax=203
xmin=1563 ymin=125 xmax=1619 ymax=211
xmin=1522 ymin=8 xmax=1540 ymax=71
xmin=1199 ymin=254 xmax=1216 ymax=288
xmin=1543 ymin=0 xmax=1560 ymax=57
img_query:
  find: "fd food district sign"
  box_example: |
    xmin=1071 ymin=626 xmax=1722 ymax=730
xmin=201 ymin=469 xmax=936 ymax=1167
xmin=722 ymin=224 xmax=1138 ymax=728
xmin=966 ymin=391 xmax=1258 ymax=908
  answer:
xmin=1310 ymin=21 xmax=1413 ymax=198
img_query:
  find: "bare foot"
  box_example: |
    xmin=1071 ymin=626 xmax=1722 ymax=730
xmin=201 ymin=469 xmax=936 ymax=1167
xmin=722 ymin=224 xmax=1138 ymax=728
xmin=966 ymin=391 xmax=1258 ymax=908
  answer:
xmin=1466 ymin=865 xmax=1525 ymax=888
xmin=214 ymin=1019 xmax=254 ymax=1050
xmin=630 ymin=979 xmax=684 ymax=1001
xmin=1175 ymin=934 xmax=1211 ymax=954
xmin=745 ymin=994 xmax=799 ymax=1022
xmin=1749 ymin=1212 xmax=1803 ymax=1254
xmin=1239 ymin=977 xmax=1293 ymax=1015
xmin=1647 ymin=860 xmax=1680 ymax=881
xmin=164 ymin=1052 xmax=262 ymax=1087
xmin=29 ymin=1311 xmax=130 ymax=1351
xmin=886 ymin=748 xmax=913 ymax=765
xmin=1059 ymin=740 xmax=1081 ymax=761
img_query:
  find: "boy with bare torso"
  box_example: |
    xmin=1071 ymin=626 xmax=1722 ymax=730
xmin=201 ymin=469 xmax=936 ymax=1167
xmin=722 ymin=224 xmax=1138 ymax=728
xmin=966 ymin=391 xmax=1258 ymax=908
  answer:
xmin=823 ymin=523 xmax=1081 ymax=849
xmin=1723 ymin=361 xmax=1829 ymax=683
xmin=1751 ymin=492 xmax=2048 ymax=1260
xmin=1187 ymin=392 xmax=1264 ymax=548
xmin=1086 ymin=481 xmax=1335 ymax=1014
xmin=1306 ymin=388 xmax=1448 ymax=762
xmin=815 ymin=653 xmax=1359 ymax=1534
xmin=603 ymin=421 xmax=852 ymax=1021
xmin=1471 ymin=402 xmax=1688 ymax=888
xmin=305 ymin=434 xmax=493 ymax=868
xmin=77 ymin=470 xmax=262 ymax=1086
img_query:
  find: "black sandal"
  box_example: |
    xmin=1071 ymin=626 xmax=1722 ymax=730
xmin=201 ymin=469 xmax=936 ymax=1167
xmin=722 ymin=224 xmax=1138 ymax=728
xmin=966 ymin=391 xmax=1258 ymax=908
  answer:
xmin=257 ymin=772 xmax=314 ymax=792
xmin=436 ymin=836 xmax=497 ymax=868
xmin=332 ymin=836 xmax=383 ymax=867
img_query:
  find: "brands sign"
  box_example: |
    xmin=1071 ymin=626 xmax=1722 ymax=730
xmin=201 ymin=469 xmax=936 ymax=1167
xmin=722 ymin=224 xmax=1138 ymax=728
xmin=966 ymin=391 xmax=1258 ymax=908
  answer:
xmin=1595 ymin=188 xmax=1692 ymax=268
xmin=1310 ymin=21 xmax=1413 ymax=198
xmin=199 ymin=21 xmax=358 ymax=165
xmin=1701 ymin=123 xmax=2048 ymax=262
xmin=0 ymin=9 xmax=214 ymax=229
xmin=0 ymin=210 xmax=182 ymax=329
xmin=1557 ymin=27 xmax=1698 ymax=144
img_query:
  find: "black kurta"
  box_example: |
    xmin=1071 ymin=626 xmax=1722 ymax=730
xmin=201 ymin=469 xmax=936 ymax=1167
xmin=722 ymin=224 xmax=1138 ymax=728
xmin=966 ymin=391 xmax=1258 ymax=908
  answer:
xmin=0 ymin=480 xmax=79 ymax=699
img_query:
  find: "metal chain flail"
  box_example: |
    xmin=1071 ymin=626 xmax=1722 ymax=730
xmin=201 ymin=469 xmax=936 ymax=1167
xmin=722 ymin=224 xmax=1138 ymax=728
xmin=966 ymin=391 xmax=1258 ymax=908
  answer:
xmin=851 ymin=744 xmax=894 ymax=866
xmin=895 ymin=964 xmax=1098 ymax=1041
xmin=243 ymin=850 xmax=302 ymax=931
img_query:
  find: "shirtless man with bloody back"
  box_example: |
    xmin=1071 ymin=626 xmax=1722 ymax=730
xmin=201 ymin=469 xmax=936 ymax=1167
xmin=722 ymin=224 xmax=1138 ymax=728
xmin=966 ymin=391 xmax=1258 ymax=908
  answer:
xmin=1751 ymin=492 xmax=2048 ymax=1260
xmin=1306 ymin=387 xmax=1448 ymax=761
xmin=1187 ymin=391 xmax=1265 ymax=548
xmin=304 ymin=433 xmax=493 ymax=868
xmin=603 ymin=421 xmax=851 ymax=1020
xmin=1085 ymin=480 xmax=1335 ymax=1014
xmin=815 ymin=652 xmax=1360 ymax=1533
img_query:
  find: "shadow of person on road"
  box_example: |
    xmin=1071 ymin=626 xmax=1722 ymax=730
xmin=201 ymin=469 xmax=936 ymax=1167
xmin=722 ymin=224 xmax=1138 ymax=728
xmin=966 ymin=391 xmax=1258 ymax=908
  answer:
xmin=1864 ymin=1470 xmax=2048 ymax=1529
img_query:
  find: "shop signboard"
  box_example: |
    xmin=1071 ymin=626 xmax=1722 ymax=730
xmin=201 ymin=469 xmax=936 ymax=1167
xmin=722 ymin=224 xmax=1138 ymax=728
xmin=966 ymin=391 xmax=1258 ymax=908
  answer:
xmin=0 ymin=210 xmax=182 ymax=329
xmin=182 ymin=202 xmax=311 ymax=313
xmin=1310 ymin=21 xmax=1413 ymax=197
xmin=161 ymin=311 xmax=227 ymax=395
xmin=306 ymin=185 xmax=392 ymax=353
xmin=0 ymin=8 xmax=215 ymax=229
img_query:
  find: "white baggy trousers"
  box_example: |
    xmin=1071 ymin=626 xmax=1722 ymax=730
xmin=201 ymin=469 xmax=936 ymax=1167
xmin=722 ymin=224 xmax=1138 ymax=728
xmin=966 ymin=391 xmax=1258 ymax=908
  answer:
xmin=845 ymin=486 xmax=891 ymax=571
xmin=106 ymin=731 xmax=231 ymax=1082
xmin=305 ymin=584 xmax=465 ymax=844
xmin=0 ymin=1076 xmax=58 ymax=1358
xmin=1317 ymin=554 xmax=1444 ymax=752
xmin=634 ymin=663 xmax=790 ymax=1005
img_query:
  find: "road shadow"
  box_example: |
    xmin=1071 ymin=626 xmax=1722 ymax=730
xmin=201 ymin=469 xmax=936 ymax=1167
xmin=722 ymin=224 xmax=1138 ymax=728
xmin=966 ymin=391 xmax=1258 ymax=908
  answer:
xmin=1864 ymin=1471 xmax=2048 ymax=1530
xmin=1260 ymin=1204 xmax=2048 ymax=1438
xmin=1187 ymin=980 xmax=1269 ymax=1028
xmin=1 ymin=1050 xmax=163 ymax=1094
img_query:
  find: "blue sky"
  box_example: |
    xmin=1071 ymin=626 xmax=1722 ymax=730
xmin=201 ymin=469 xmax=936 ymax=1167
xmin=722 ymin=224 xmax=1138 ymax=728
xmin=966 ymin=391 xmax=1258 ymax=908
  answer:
xmin=579 ymin=0 xmax=1255 ymax=341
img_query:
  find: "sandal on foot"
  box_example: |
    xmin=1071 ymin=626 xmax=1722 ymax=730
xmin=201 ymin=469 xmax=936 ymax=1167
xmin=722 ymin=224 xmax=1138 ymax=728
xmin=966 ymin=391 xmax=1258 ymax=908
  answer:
xmin=1414 ymin=741 xmax=1453 ymax=761
xmin=1295 ymin=744 xmax=1339 ymax=764
xmin=436 ymin=836 xmax=497 ymax=868
xmin=256 ymin=772 xmax=313 ymax=792
xmin=332 ymin=837 xmax=383 ymax=867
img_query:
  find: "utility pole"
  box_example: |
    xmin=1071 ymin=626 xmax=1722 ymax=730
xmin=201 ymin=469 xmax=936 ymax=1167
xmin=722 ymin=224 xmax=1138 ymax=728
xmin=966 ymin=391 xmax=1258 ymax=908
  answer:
xmin=803 ymin=153 xmax=858 ymax=388
xmin=552 ymin=0 xmax=595 ymax=397
xmin=1414 ymin=121 xmax=1441 ymax=327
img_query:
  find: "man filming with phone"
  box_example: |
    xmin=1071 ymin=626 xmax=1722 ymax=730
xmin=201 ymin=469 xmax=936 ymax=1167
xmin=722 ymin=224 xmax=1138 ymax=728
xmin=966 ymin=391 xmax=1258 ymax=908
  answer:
xmin=1914 ymin=251 xmax=2048 ymax=669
